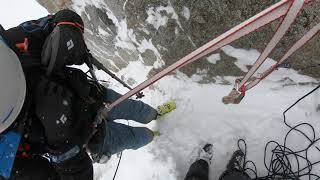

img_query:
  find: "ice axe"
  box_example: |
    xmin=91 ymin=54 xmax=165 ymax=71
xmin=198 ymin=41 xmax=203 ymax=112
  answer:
xmin=86 ymin=52 xmax=144 ymax=99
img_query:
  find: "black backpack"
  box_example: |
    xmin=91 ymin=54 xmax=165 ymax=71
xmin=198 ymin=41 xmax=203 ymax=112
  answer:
xmin=42 ymin=9 xmax=88 ymax=75
xmin=0 ymin=24 xmax=20 ymax=54
xmin=5 ymin=15 xmax=55 ymax=59
xmin=5 ymin=9 xmax=88 ymax=73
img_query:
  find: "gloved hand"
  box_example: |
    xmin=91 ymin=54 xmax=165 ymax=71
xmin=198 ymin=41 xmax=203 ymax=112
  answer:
xmin=34 ymin=77 xmax=76 ymax=154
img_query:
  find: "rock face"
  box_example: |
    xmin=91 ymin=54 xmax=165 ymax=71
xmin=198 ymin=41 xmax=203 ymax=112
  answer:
xmin=36 ymin=0 xmax=320 ymax=83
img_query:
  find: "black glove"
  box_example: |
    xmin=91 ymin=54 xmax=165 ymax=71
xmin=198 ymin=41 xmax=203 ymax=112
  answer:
xmin=34 ymin=77 xmax=76 ymax=153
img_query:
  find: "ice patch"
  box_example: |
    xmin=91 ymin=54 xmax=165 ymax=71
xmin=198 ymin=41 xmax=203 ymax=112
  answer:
xmin=145 ymin=3 xmax=195 ymax=47
xmin=114 ymin=19 xmax=136 ymax=50
xmin=138 ymin=38 xmax=165 ymax=68
xmin=72 ymin=0 xmax=87 ymax=14
xmin=85 ymin=11 xmax=91 ymax=21
xmin=123 ymin=0 xmax=129 ymax=11
xmin=182 ymin=6 xmax=191 ymax=20
xmin=146 ymin=7 xmax=170 ymax=30
xmin=98 ymin=27 xmax=110 ymax=36
xmin=206 ymin=53 xmax=221 ymax=64
xmin=175 ymin=28 xmax=179 ymax=35
xmin=140 ymin=28 xmax=151 ymax=35
xmin=146 ymin=5 xmax=181 ymax=30
xmin=221 ymin=45 xmax=316 ymax=83
xmin=117 ymin=60 xmax=153 ymax=86
xmin=94 ymin=5 xmax=136 ymax=50
xmin=97 ymin=3 xmax=165 ymax=71
xmin=138 ymin=39 xmax=156 ymax=54
xmin=221 ymin=45 xmax=262 ymax=72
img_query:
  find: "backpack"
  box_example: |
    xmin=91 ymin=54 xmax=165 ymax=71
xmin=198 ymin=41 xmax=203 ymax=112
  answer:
xmin=5 ymin=15 xmax=55 ymax=58
xmin=0 ymin=24 xmax=18 ymax=53
xmin=42 ymin=9 xmax=88 ymax=75
xmin=5 ymin=9 xmax=88 ymax=73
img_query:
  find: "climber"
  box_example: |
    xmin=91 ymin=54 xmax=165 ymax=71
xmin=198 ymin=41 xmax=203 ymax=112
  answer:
xmin=1 ymin=9 xmax=176 ymax=179
xmin=1 ymin=12 xmax=93 ymax=180
xmin=184 ymin=143 xmax=251 ymax=180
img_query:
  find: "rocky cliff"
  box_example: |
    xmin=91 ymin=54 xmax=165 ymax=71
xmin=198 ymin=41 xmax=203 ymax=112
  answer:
xmin=36 ymin=0 xmax=320 ymax=84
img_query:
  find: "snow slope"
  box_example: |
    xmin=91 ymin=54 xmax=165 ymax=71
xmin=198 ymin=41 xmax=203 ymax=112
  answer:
xmin=0 ymin=0 xmax=48 ymax=29
xmin=90 ymin=46 xmax=320 ymax=180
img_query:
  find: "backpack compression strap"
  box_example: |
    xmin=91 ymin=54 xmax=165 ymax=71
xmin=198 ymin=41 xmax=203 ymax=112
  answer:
xmin=56 ymin=22 xmax=84 ymax=33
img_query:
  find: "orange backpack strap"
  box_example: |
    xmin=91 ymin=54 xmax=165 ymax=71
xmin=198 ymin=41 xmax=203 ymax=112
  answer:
xmin=15 ymin=38 xmax=29 ymax=54
xmin=57 ymin=22 xmax=84 ymax=33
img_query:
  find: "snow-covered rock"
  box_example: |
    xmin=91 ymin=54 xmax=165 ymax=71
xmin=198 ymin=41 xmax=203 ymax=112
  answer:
xmin=36 ymin=0 xmax=320 ymax=79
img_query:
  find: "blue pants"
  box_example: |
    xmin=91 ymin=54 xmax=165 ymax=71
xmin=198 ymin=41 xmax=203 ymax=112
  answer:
xmin=89 ymin=89 xmax=158 ymax=156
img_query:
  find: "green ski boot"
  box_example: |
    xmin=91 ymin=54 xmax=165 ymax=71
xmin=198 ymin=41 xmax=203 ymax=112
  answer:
xmin=157 ymin=100 xmax=176 ymax=116
xmin=153 ymin=130 xmax=161 ymax=137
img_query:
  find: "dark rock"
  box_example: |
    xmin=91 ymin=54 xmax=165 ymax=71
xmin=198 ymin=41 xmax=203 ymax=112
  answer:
xmin=141 ymin=49 xmax=157 ymax=66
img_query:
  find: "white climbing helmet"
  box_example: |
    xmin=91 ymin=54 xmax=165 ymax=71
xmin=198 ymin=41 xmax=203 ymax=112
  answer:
xmin=0 ymin=36 xmax=26 ymax=133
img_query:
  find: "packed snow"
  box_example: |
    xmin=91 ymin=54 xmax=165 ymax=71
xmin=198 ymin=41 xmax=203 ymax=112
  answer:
xmin=146 ymin=5 xmax=179 ymax=30
xmin=206 ymin=53 xmax=221 ymax=64
xmin=146 ymin=3 xmax=183 ymax=30
xmin=182 ymin=6 xmax=191 ymax=20
xmin=98 ymin=27 xmax=110 ymax=37
xmin=90 ymin=46 xmax=320 ymax=180
xmin=146 ymin=7 xmax=170 ymax=30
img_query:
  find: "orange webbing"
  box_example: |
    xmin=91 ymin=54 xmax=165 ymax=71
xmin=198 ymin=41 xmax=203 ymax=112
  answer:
xmin=15 ymin=38 xmax=29 ymax=54
xmin=57 ymin=22 xmax=84 ymax=33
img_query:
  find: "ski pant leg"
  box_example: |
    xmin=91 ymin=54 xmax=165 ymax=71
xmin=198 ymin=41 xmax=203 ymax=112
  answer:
xmin=88 ymin=121 xmax=154 ymax=156
xmin=218 ymin=170 xmax=251 ymax=180
xmin=184 ymin=159 xmax=209 ymax=180
xmin=104 ymin=88 xmax=158 ymax=123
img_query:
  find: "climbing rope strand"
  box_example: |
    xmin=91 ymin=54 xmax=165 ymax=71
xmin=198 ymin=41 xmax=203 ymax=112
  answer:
xmin=239 ymin=85 xmax=320 ymax=179
xmin=107 ymin=0 xmax=296 ymax=111
xmin=237 ymin=0 xmax=305 ymax=89
xmin=244 ymin=23 xmax=320 ymax=91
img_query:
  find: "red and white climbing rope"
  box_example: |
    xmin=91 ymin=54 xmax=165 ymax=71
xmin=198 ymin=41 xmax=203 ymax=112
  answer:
xmin=104 ymin=0 xmax=315 ymax=111
xmin=245 ymin=23 xmax=320 ymax=91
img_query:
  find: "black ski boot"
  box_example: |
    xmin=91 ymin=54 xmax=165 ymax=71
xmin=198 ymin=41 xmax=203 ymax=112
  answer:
xmin=219 ymin=149 xmax=251 ymax=180
xmin=198 ymin=143 xmax=213 ymax=164
xmin=226 ymin=150 xmax=245 ymax=171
